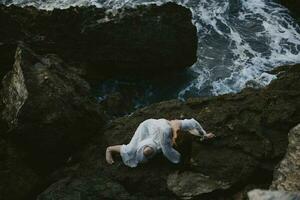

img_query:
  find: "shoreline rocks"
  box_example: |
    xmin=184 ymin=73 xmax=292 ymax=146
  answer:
xmin=0 ymin=4 xmax=199 ymax=198
xmin=0 ymin=2 xmax=299 ymax=200
xmin=36 ymin=64 xmax=300 ymax=200
xmin=1 ymin=47 xmax=299 ymax=200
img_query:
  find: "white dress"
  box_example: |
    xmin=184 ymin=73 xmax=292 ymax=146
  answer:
xmin=120 ymin=118 xmax=206 ymax=168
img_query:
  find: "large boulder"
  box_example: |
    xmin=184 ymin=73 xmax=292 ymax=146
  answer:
xmin=0 ymin=3 xmax=197 ymax=78
xmin=271 ymin=124 xmax=300 ymax=191
xmin=37 ymin=64 xmax=300 ymax=200
xmin=247 ymin=123 xmax=300 ymax=200
xmin=248 ymin=189 xmax=300 ymax=200
xmin=0 ymin=44 xmax=106 ymax=171
xmin=280 ymin=0 xmax=300 ymax=21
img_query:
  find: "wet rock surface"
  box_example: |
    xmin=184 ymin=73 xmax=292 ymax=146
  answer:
xmin=0 ymin=3 xmax=197 ymax=79
xmin=36 ymin=64 xmax=300 ymax=200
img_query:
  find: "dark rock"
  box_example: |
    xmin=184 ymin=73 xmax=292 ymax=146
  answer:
xmin=271 ymin=124 xmax=300 ymax=191
xmin=0 ymin=139 xmax=40 ymax=200
xmin=167 ymin=171 xmax=231 ymax=199
xmin=248 ymin=189 xmax=300 ymax=200
xmin=37 ymin=176 xmax=133 ymax=200
xmin=99 ymin=91 xmax=136 ymax=118
xmin=37 ymin=64 xmax=300 ymax=200
xmin=0 ymin=43 xmax=17 ymax=88
xmin=0 ymin=43 xmax=106 ymax=172
xmin=0 ymin=3 xmax=197 ymax=78
xmin=246 ymin=122 xmax=300 ymax=200
xmin=280 ymin=0 xmax=300 ymax=23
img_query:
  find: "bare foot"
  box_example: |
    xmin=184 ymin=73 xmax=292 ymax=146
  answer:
xmin=106 ymin=147 xmax=114 ymax=164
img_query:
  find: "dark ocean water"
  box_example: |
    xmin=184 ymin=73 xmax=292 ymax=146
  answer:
xmin=2 ymin=0 xmax=300 ymax=108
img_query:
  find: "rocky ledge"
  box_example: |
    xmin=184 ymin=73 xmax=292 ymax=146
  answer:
xmin=0 ymin=2 xmax=197 ymax=79
xmin=0 ymin=42 xmax=299 ymax=200
xmin=36 ymin=61 xmax=300 ymax=200
xmin=0 ymin=3 xmax=198 ymax=199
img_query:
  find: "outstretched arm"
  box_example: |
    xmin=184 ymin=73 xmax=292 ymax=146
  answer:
xmin=192 ymin=118 xmax=207 ymax=135
xmin=192 ymin=118 xmax=215 ymax=139
xmin=106 ymin=145 xmax=122 ymax=164
xmin=160 ymin=129 xmax=181 ymax=164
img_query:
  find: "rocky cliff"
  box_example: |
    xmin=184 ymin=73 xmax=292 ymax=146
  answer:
xmin=0 ymin=3 xmax=198 ymax=199
xmin=1 ymin=47 xmax=299 ymax=200
xmin=0 ymin=2 xmax=300 ymax=200
xmin=37 ymin=63 xmax=300 ymax=200
xmin=0 ymin=3 xmax=197 ymax=79
xmin=0 ymin=44 xmax=107 ymax=200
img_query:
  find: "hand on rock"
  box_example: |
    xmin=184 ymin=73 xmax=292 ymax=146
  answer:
xmin=205 ymin=132 xmax=216 ymax=139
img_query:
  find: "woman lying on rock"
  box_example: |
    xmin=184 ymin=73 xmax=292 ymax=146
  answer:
xmin=106 ymin=118 xmax=215 ymax=167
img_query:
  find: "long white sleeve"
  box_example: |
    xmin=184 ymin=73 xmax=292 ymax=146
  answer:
xmin=181 ymin=118 xmax=207 ymax=135
xmin=160 ymin=128 xmax=181 ymax=164
xmin=192 ymin=118 xmax=207 ymax=135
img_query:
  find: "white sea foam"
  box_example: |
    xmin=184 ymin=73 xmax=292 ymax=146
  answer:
xmin=178 ymin=0 xmax=300 ymax=97
xmin=1 ymin=0 xmax=300 ymax=99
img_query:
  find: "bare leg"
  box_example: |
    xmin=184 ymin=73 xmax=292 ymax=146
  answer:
xmin=106 ymin=145 xmax=122 ymax=164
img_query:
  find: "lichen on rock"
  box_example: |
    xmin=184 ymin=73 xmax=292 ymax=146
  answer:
xmin=1 ymin=45 xmax=28 ymax=128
